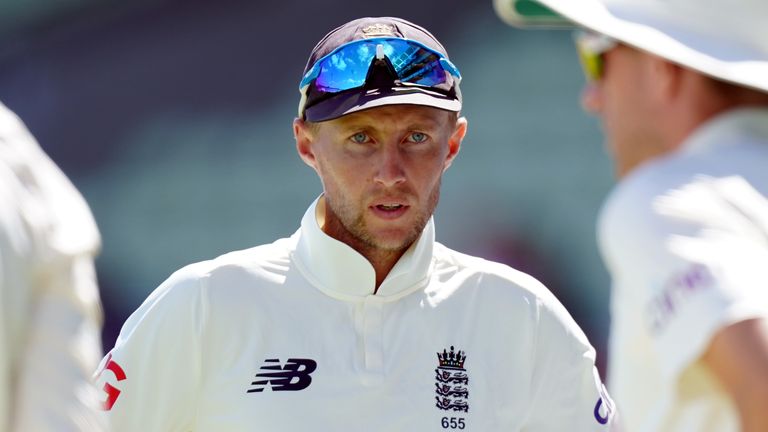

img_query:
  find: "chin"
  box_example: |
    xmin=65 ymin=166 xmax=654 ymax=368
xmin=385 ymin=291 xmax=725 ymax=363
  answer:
xmin=368 ymin=236 xmax=409 ymax=252
xmin=372 ymin=229 xmax=422 ymax=251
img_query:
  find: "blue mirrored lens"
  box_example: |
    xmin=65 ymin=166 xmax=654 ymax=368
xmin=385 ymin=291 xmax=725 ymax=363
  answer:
xmin=301 ymin=38 xmax=459 ymax=93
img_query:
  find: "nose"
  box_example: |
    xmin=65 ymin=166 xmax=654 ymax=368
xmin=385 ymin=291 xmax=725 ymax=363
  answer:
xmin=581 ymin=81 xmax=603 ymax=115
xmin=374 ymin=144 xmax=406 ymax=187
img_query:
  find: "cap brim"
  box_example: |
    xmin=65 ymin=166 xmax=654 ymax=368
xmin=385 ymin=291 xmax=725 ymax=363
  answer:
xmin=304 ymin=87 xmax=461 ymax=122
xmin=495 ymin=0 xmax=768 ymax=93
xmin=493 ymin=0 xmax=572 ymax=27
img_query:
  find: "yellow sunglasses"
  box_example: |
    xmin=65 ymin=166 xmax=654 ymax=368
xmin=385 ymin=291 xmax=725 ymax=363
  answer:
xmin=574 ymin=31 xmax=618 ymax=81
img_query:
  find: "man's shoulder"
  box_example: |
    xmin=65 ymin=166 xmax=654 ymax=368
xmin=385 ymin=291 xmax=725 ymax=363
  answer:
xmin=602 ymin=153 xmax=723 ymax=243
xmin=607 ymin=130 xmax=768 ymax=219
xmin=432 ymin=242 xmax=555 ymax=302
xmin=433 ymin=243 xmax=594 ymax=348
xmin=209 ymin=235 xmax=296 ymax=271
xmin=158 ymin=235 xmax=297 ymax=294
xmin=606 ymin=159 xmax=767 ymax=236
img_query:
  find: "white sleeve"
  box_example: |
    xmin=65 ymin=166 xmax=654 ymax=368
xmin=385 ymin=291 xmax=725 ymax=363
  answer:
xmin=526 ymin=294 xmax=618 ymax=430
xmin=601 ymin=175 xmax=768 ymax=381
xmin=96 ymin=268 xmax=208 ymax=432
xmin=0 ymin=102 xmax=106 ymax=432
xmin=12 ymin=256 xmax=106 ymax=432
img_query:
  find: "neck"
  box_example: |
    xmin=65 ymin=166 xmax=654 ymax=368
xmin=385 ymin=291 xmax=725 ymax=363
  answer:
xmin=316 ymin=197 xmax=410 ymax=293
xmin=363 ymin=247 xmax=407 ymax=293
xmin=667 ymin=74 xmax=768 ymax=150
xmin=325 ymin=223 xmax=409 ymax=293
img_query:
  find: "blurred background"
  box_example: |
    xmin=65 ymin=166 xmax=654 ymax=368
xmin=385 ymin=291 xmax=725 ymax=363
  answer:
xmin=0 ymin=0 xmax=614 ymax=374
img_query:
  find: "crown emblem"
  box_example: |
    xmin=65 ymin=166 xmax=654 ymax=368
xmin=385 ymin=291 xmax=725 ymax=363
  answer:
xmin=361 ymin=23 xmax=397 ymax=37
xmin=437 ymin=346 xmax=466 ymax=369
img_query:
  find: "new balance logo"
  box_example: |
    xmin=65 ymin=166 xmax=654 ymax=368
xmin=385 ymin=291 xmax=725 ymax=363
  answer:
xmin=247 ymin=358 xmax=317 ymax=393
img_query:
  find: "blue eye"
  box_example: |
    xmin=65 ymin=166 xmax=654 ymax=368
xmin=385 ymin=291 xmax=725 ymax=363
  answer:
xmin=351 ymin=132 xmax=369 ymax=144
xmin=409 ymin=132 xmax=427 ymax=143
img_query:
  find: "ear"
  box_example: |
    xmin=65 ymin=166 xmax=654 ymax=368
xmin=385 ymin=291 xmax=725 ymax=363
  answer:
xmin=293 ymin=118 xmax=318 ymax=170
xmin=646 ymin=53 xmax=684 ymax=104
xmin=443 ymin=116 xmax=467 ymax=172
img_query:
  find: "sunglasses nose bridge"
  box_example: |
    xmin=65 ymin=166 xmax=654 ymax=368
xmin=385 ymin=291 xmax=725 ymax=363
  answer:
xmin=365 ymin=52 xmax=400 ymax=88
xmin=375 ymin=43 xmax=386 ymax=60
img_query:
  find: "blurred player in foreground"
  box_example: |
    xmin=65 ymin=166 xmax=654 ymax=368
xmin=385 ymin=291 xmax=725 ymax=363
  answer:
xmin=0 ymin=101 xmax=105 ymax=431
xmin=96 ymin=16 xmax=616 ymax=431
xmin=495 ymin=0 xmax=768 ymax=430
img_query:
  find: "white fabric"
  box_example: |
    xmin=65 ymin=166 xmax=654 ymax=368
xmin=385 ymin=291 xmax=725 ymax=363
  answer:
xmin=0 ymin=102 xmax=105 ymax=431
xmin=494 ymin=0 xmax=768 ymax=93
xmin=98 ymin=197 xmax=616 ymax=431
xmin=598 ymin=108 xmax=768 ymax=431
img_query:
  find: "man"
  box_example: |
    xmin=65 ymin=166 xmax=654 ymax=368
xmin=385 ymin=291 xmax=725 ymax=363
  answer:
xmin=96 ymin=16 xmax=616 ymax=431
xmin=0 ymin=102 xmax=106 ymax=430
xmin=495 ymin=0 xmax=768 ymax=431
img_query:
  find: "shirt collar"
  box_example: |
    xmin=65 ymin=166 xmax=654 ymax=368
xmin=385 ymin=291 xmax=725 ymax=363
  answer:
xmin=293 ymin=196 xmax=435 ymax=301
xmin=681 ymin=108 xmax=768 ymax=155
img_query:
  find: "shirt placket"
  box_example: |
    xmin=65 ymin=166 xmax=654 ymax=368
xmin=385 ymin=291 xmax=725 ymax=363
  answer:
xmin=360 ymin=295 xmax=385 ymax=385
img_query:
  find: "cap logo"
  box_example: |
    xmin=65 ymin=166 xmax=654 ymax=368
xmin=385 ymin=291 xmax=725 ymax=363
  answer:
xmin=361 ymin=23 xmax=397 ymax=38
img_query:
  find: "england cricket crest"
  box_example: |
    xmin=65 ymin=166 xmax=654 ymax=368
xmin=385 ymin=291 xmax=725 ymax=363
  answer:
xmin=435 ymin=346 xmax=469 ymax=412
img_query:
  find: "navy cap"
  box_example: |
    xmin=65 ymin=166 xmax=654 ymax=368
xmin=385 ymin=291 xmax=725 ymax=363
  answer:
xmin=299 ymin=17 xmax=462 ymax=122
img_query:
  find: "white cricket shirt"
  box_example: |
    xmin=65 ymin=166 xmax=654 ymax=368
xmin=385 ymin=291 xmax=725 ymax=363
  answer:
xmin=598 ymin=108 xmax=768 ymax=432
xmin=0 ymin=102 xmax=105 ymax=431
xmin=99 ymin=196 xmax=616 ymax=431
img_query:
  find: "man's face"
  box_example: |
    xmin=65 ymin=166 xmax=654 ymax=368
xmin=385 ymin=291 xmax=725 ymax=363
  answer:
xmin=581 ymin=44 xmax=663 ymax=178
xmin=295 ymin=104 xmax=466 ymax=255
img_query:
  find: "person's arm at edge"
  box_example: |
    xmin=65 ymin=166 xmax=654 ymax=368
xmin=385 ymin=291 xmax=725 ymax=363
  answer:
xmin=700 ymin=317 xmax=768 ymax=432
xmin=13 ymin=254 xmax=106 ymax=432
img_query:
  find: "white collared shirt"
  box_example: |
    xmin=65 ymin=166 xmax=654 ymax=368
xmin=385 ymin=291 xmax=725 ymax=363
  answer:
xmin=599 ymin=108 xmax=768 ymax=432
xmin=99 ymin=197 xmax=615 ymax=431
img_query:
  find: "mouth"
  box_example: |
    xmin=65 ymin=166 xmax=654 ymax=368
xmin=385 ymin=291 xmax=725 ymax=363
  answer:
xmin=376 ymin=204 xmax=404 ymax=211
xmin=370 ymin=201 xmax=409 ymax=219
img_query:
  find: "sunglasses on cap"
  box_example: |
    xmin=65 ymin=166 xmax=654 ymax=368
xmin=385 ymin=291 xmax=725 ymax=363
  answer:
xmin=574 ymin=31 xmax=618 ymax=81
xmin=298 ymin=37 xmax=462 ymax=116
